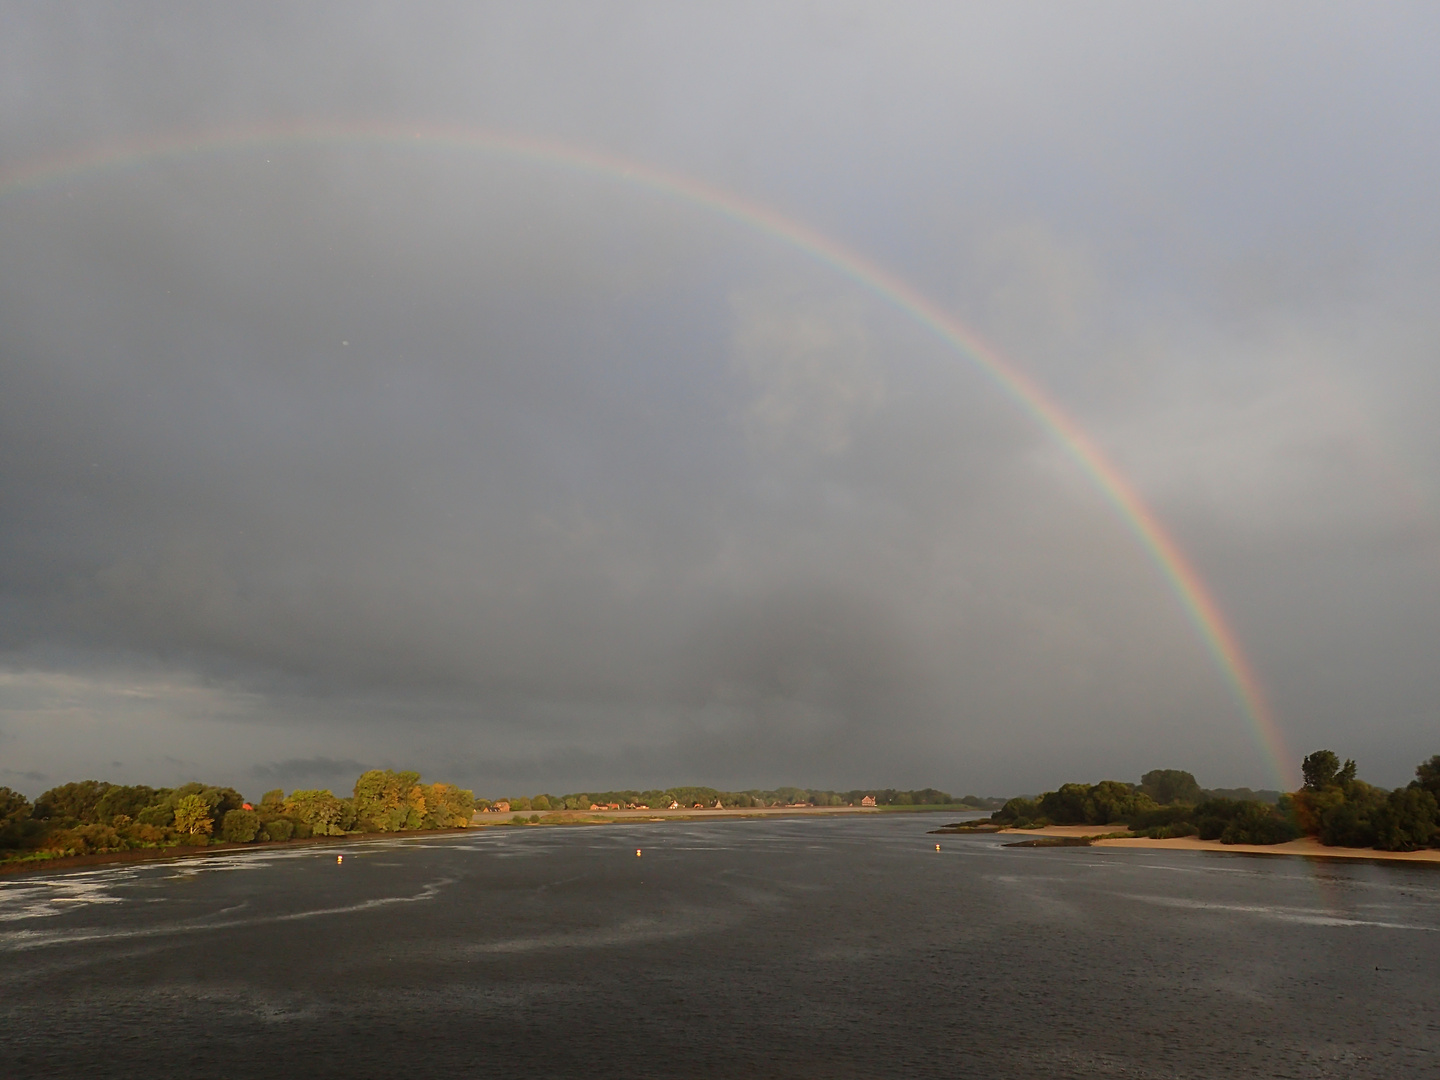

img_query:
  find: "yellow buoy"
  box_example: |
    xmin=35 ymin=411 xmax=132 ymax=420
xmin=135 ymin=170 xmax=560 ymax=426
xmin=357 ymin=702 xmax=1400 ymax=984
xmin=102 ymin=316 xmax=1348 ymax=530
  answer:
xmin=636 ymin=848 xmax=642 ymax=857
xmin=337 ymin=855 xmax=343 ymax=864
xmin=935 ymin=843 xmax=941 ymax=851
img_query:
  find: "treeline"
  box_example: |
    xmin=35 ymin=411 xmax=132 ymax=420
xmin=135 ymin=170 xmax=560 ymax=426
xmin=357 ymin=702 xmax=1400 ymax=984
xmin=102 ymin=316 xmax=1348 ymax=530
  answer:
xmin=0 ymin=769 xmax=473 ymax=863
xmin=477 ymin=787 xmax=1000 ymax=812
xmin=991 ymin=754 xmax=1440 ymax=851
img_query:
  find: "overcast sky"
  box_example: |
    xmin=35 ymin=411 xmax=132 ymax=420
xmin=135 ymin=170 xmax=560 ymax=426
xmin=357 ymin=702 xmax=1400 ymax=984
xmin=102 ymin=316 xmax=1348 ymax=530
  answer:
xmin=2 ymin=2 xmax=1438 ymax=799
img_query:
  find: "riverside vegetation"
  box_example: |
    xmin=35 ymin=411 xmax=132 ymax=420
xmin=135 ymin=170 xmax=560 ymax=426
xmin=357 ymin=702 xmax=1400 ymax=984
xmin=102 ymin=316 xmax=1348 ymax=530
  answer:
xmin=969 ymin=751 xmax=1440 ymax=852
xmin=0 ymin=776 xmax=996 ymax=865
xmin=0 ymin=769 xmax=475 ymax=865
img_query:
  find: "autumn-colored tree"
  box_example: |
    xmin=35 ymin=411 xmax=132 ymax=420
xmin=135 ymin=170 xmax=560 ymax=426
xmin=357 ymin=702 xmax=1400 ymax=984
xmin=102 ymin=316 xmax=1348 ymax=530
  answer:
xmin=420 ymin=783 xmax=475 ymax=828
xmin=283 ymin=790 xmax=352 ymax=836
xmin=352 ymin=770 xmax=422 ymax=831
xmin=172 ymin=794 xmax=214 ymax=835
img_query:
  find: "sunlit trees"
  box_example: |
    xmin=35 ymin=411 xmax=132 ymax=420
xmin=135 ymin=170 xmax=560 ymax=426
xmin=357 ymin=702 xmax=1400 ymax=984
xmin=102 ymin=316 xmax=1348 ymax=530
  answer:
xmin=421 ymin=783 xmax=475 ymax=828
xmin=352 ymin=769 xmax=421 ymax=831
xmin=347 ymin=771 xmax=475 ymax=832
xmin=172 ymin=794 xmax=214 ymax=835
xmin=4 ymin=766 xmax=482 ymax=864
xmin=284 ymin=790 xmax=352 ymax=836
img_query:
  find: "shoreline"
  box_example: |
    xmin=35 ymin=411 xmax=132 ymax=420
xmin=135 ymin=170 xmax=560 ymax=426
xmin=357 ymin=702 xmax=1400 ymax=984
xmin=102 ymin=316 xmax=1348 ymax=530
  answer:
xmin=5 ymin=811 xmax=1435 ymax=877
xmin=0 ymin=804 xmax=938 ymax=877
xmin=996 ymin=824 xmax=1440 ymax=864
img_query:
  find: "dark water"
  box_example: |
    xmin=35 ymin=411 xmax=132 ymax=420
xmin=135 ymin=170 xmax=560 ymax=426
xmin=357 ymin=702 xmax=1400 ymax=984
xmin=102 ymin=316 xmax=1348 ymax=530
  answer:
xmin=2 ymin=816 xmax=1437 ymax=1078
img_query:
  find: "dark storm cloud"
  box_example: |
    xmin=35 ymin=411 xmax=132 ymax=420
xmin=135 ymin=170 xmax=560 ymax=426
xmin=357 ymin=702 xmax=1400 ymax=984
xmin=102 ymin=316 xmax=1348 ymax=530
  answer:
xmin=250 ymin=757 xmax=373 ymax=792
xmin=1 ymin=2 xmax=1438 ymax=797
xmin=1 ymin=769 xmax=49 ymax=785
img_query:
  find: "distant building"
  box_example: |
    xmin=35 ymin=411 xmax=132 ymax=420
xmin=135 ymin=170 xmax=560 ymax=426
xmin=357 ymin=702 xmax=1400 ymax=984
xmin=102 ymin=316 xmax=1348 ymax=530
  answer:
xmin=668 ymin=800 xmax=680 ymax=809
xmin=861 ymin=795 xmax=877 ymax=807
xmin=494 ymin=800 xmax=511 ymax=813
xmin=713 ymin=799 xmax=723 ymax=809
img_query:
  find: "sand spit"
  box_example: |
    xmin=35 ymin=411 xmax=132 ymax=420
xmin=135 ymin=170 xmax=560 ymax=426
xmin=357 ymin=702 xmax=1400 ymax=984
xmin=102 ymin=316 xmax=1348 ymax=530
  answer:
xmin=997 ymin=824 xmax=1440 ymax=864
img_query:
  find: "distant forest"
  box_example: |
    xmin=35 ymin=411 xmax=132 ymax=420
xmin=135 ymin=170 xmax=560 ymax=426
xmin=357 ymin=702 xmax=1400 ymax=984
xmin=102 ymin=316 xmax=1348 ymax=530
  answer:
xmin=479 ymin=787 xmax=1001 ymax=813
xmin=990 ymin=752 xmax=1440 ymax=852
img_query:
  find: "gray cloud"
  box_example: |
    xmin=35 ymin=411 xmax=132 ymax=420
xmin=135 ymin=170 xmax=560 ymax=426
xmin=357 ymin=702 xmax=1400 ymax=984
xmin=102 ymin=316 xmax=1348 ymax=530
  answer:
xmin=1 ymin=2 xmax=1437 ymax=797
xmin=249 ymin=757 xmax=373 ymax=792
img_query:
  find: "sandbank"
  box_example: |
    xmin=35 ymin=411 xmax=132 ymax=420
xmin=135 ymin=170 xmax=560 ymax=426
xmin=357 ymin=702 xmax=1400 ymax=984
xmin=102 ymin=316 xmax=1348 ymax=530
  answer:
xmin=997 ymin=824 xmax=1440 ymax=864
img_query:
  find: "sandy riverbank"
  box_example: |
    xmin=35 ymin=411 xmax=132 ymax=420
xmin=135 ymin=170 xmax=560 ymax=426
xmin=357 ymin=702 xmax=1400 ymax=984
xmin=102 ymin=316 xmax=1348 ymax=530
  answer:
xmin=998 ymin=824 xmax=1440 ymax=864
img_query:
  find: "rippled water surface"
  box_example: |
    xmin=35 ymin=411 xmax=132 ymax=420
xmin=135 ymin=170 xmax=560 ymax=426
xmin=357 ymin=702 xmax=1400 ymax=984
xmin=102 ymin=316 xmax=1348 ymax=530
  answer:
xmin=2 ymin=816 xmax=1437 ymax=1077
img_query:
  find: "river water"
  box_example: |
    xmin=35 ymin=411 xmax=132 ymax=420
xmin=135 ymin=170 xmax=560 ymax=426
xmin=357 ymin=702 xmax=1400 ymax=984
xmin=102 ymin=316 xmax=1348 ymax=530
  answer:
xmin=1 ymin=815 xmax=1436 ymax=1078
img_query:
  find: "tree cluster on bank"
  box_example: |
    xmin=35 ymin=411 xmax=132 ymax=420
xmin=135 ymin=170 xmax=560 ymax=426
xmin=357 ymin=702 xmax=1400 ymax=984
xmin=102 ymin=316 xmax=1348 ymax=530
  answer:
xmin=475 ymin=787 xmax=1002 ymax=813
xmin=989 ymin=753 xmax=1440 ymax=851
xmin=0 ymin=769 xmax=473 ymax=863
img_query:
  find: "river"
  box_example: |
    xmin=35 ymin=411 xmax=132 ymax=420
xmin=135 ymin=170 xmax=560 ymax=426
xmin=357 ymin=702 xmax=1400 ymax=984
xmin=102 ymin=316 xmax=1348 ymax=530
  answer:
xmin=2 ymin=815 xmax=1436 ymax=1077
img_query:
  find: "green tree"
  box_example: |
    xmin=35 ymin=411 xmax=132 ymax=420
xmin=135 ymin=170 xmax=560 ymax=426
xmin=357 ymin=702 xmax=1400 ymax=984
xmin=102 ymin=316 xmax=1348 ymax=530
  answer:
xmin=262 ymin=819 xmax=294 ymax=842
xmin=1038 ymin=783 xmax=1092 ymax=824
xmin=33 ymin=780 xmax=112 ymax=824
xmin=0 ymin=787 xmax=34 ymax=849
xmin=173 ymin=794 xmax=214 ymax=835
xmin=1089 ymin=781 xmax=1150 ymax=824
xmin=94 ymin=785 xmax=160 ymax=823
xmin=220 ymin=809 xmax=261 ymax=843
xmin=1139 ymin=769 xmax=1203 ymax=805
xmin=991 ymin=797 xmax=1040 ymax=825
xmin=1302 ymin=750 xmax=1357 ymax=792
xmin=419 ymin=783 xmax=474 ymax=828
xmin=135 ymin=799 xmax=176 ymax=827
xmin=352 ymin=770 xmax=416 ymax=832
xmin=1372 ymin=787 xmax=1438 ymax=852
xmin=284 ymin=790 xmax=351 ymax=836
xmin=1413 ymin=755 xmax=1440 ymax=799
xmin=1220 ymin=800 xmax=1300 ymax=844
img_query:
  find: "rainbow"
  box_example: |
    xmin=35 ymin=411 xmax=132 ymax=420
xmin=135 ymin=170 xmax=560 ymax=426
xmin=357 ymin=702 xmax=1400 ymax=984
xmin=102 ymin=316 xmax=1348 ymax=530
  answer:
xmin=0 ymin=119 xmax=1293 ymax=786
